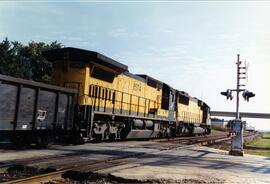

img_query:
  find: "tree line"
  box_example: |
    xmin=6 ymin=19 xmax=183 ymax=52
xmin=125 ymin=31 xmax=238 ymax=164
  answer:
xmin=0 ymin=38 xmax=62 ymax=82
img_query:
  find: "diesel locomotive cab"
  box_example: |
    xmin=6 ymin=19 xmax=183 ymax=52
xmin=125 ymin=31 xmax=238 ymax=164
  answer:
xmin=43 ymin=48 xmax=166 ymax=140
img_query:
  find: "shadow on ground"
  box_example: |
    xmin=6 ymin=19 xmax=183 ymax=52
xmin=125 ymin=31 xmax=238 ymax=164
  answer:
xmin=44 ymin=145 xmax=270 ymax=174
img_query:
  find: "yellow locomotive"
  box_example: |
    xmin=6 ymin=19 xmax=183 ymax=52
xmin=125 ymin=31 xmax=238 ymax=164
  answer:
xmin=43 ymin=47 xmax=211 ymax=141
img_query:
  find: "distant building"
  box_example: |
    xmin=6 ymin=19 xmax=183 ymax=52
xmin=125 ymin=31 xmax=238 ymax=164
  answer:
xmin=211 ymin=118 xmax=255 ymax=132
xmin=211 ymin=118 xmax=228 ymax=130
xmin=244 ymin=122 xmax=255 ymax=132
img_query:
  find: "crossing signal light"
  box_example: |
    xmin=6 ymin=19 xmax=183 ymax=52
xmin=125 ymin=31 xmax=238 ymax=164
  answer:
xmin=221 ymin=89 xmax=233 ymax=100
xmin=242 ymin=90 xmax=255 ymax=102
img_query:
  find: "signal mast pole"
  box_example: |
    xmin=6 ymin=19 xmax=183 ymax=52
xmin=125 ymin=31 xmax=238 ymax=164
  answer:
xmin=236 ymin=54 xmax=240 ymax=120
xmin=220 ymin=54 xmax=255 ymax=156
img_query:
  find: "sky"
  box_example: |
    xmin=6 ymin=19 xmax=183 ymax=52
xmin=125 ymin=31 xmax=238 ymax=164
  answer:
xmin=0 ymin=1 xmax=269 ymax=131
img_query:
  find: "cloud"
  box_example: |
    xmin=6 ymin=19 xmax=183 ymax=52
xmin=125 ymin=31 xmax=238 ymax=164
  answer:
xmin=0 ymin=32 xmax=5 ymax=38
xmin=30 ymin=33 xmax=97 ymax=49
xmin=59 ymin=37 xmax=97 ymax=48
xmin=219 ymin=33 xmax=241 ymax=42
xmin=156 ymin=28 xmax=173 ymax=34
xmin=108 ymin=28 xmax=139 ymax=38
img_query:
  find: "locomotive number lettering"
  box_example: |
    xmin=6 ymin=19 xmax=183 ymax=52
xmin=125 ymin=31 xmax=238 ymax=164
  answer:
xmin=133 ymin=83 xmax=141 ymax=91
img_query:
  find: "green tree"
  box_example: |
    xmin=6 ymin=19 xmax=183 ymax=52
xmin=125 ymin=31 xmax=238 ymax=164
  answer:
xmin=0 ymin=38 xmax=62 ymax=82
xmin=24 ymin=40 xmax=62 ymax=82
xmin=0 ymin=38 xmax=31 ymax=79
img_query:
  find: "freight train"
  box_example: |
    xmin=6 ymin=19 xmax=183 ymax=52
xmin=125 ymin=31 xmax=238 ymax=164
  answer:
xmin=0 ymin=47 xmax=211 ymax=145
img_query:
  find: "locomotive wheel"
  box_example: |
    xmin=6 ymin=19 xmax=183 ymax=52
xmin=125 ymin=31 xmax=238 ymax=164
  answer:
xmin=188 ymin=125 xmax=194 ymax=136
xmin=94 ymin=134 xmax=102 ymax=143
xmin=207 ymin=127 xmax=211 ymax=134
xmin=109 ymin=133 xmax=116 ymax=141
xmin=72 ymin=133 xmax=85 ymax=145
xmin=170 ymin=126 xmax=176 ymax=138
xmin=104 ymin=130 xmax=111 ymax=141
xmin=36 ymin=134 xmax=51 ymax=147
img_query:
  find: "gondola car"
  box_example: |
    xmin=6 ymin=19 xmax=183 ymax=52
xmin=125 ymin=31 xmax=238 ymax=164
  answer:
xmin=42 ymin=47 xmax=211 ymax=142
xmin=0 ymin=74 xmax=76 ymax=145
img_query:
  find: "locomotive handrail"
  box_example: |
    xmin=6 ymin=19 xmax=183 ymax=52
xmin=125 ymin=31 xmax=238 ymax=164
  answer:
xmin=86 ymin=84 xmax=203 ymax=124
xmin=88 ymin=84 xmax=161 ymax=118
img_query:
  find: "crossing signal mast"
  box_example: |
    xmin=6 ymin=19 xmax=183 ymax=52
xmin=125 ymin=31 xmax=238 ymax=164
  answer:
xmin=220 ymin=54 xmax=255 ymax=156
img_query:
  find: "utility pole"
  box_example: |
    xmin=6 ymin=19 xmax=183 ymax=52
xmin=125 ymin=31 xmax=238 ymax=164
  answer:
xmin=220 ymin=54 xmax=255 ymax=156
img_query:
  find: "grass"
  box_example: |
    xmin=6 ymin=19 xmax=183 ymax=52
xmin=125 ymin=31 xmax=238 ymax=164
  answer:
xmin=244 ymin=149 xmax=270 ymax=157
xmin=244 ymin=132 xmax=270 ymax=157
xmin=262 ymin=132 xmax=270 ymax=138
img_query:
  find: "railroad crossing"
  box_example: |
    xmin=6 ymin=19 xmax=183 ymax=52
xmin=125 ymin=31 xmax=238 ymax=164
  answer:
xmin=219 ymin=54 xmax=257 ymax=156
xmin=0 ymin=132 xmax=268 ymax=184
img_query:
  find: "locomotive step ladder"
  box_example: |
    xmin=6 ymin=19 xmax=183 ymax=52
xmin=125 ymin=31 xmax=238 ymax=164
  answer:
xmin=80 ymin=105 xmax=94 ymax=140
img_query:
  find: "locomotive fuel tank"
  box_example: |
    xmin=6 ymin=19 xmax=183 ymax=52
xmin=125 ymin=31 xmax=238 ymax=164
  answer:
xmin=145 ymin=120 xmax=154 ymax=128
xmin=193 ymin=126 xmax=207 ymax=134
xmin=133 ymin=119 xmax=144 ymax=129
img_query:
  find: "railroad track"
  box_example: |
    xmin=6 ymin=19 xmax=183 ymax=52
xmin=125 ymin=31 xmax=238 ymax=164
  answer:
xmin=155 ymin=131 xmax=258 ymax=145
xmin=1 ymin=144 xmax=174 ymax=184
xmin=154 ymin=131 xmax=229 ymax=144
xmin=3 ymin=159 xmax=128 ymax=184
xmin=1 ymin=131 xmax=258 ymax=184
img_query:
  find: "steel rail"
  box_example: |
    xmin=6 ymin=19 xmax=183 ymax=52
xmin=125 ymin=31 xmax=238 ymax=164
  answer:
xmin=156 ymin=132 xmax=257 ymax=145
xmin=3 ymin=170 xmax=65 ymax=184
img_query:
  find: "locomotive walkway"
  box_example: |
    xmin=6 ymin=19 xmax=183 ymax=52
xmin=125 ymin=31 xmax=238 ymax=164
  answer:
xmin=0 ymin=133 xmax=269 ymax=184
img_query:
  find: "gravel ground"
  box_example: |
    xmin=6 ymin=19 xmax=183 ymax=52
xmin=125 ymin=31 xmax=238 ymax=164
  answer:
xmin=0 ymin=165 xmax=42 ymax=182
xmin=43 ymin=178 xmax=114 ymax=184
